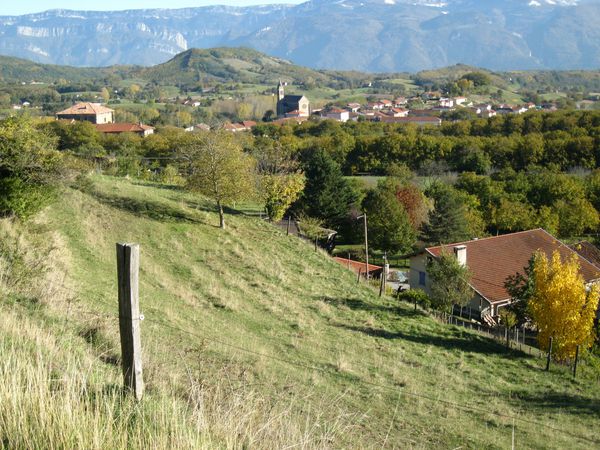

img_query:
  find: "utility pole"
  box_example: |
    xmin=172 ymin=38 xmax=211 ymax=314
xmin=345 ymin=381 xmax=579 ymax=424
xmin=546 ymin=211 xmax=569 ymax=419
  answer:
xmin=357 ymin=213 xmax=369 ymax=279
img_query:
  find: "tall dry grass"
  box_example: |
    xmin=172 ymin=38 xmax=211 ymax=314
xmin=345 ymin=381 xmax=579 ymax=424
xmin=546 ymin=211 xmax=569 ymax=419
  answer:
xmin=0 ymin=215 xmax=357 ymax=449
xmin=0 ymin=309 xmax=208 ymax=449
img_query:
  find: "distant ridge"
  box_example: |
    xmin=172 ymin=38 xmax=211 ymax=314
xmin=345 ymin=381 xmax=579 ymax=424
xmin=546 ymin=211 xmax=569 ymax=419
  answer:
xmin=1 ymin=1 xmax=600 ymax=72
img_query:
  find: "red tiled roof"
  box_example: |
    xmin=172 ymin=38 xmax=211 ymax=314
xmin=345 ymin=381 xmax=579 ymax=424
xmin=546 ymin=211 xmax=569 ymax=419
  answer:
xmin=333 ymin=257 xmax=382 ymax=274
xmin=426 ymin=229 xmax=600 ymax=304
xmin=380 ymin=116 xmax=441 ymax=123
xmin=57 ymin=102 xmax=114 ymax=115
xmin=95 ymin=123 xmax=153 ymax=133
xmin=271 ymin=117 xmax=308 ymax=125
xmin=570 ymin=241 xmax=600 ymax=270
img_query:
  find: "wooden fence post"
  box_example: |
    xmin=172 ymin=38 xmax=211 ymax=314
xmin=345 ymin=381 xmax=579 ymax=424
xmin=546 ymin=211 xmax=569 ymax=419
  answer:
xmin=116 ymin=243 xmax=144 ymax=401
xmin=379 ymin=274 xmax=384 ymax=297
xmin=545 ymin=337 xmax=553 ymax=372
xmin=286 ymin=216 xmax=291 ymax=236
xmin=357 ymin=267 xmax=362 ymax=284
xmin=573 ymin=345 xmax=580 ymax=378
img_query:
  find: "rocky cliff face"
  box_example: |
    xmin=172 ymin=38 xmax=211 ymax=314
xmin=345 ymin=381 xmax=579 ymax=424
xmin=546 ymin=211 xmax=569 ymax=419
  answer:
xmin=1 ymin=0 xmax=599 ymax=71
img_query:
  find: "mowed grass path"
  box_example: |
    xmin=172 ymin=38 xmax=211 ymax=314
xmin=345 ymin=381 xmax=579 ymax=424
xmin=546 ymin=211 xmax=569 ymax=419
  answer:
xmin=11 ymin=175 xmax=600 ymax=448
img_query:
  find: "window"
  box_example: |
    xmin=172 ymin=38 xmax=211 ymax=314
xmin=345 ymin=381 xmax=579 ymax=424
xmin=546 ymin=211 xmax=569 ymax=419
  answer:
xmin=419 ymin=271 xmax=426 ymax=286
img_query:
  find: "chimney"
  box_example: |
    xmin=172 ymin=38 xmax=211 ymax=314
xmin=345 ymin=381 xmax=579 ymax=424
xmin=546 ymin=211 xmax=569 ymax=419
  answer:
xmin=453 ymin=245 xmax=467 ymax=267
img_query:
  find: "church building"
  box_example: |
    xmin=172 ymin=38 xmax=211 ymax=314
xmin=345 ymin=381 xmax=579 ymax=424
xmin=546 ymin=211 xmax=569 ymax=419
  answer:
xmin=276 ymin=81 xmax=310 ymax=118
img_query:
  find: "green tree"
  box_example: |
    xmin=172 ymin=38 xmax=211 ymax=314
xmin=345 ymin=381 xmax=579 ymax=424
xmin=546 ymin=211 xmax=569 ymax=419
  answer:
xmin=362 ymin=179 xmax=415 ymax=254
xmin=492 ymin=198 xmax=533 ymax=233
xmin=504 ymin=256 xmax=536 ymax=325
xmin=422 ymin=183 xmax=472 ymax=245
xmin=554 ymin=197 xmax=599 ymax=238
xmin=0 ymin=116 xmax=64 ymax=218
xmin=45 ymin=120 xmax=99 ymax=151
xmin=427 ymin=251 xmax=473 ymax=312
xmin=295 ymin=149 xmax=358 ymax=228
xmin=182 ymin=131 xmax=256 ymax=229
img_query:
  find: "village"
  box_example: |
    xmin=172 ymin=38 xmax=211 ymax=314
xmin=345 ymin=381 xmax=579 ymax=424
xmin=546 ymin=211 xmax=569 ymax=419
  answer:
xmin=48 ymin=78 xmax=577 ymax=137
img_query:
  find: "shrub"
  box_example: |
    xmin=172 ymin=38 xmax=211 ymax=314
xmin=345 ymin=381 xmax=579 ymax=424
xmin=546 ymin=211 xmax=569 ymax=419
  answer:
xmin=398 ymin=289 xmax=431 ymax=309
xmin=0 ymin=116 xmax=64 ymax=219
xmin=0 ymin=177 xmax=57 ymax=220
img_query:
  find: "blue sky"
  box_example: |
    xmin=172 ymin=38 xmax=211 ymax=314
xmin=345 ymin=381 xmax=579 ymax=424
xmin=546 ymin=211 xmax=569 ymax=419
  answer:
xmin=2 ymin=0 xmax=305 ymax=16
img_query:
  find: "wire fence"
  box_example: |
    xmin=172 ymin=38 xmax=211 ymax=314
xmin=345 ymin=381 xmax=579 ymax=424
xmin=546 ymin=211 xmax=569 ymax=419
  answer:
xmin=21 ymin=281 xmax=599 ymax=447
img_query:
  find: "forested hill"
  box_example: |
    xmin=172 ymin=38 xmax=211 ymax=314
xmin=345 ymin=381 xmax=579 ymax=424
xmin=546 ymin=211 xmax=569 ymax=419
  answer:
xmin=0 ymin=48 xmax=370 ymax=88
xmin=4 ymin=48 xmax=600 ymax=96
xmin=136 ymin=48 xmax=334 ymax=86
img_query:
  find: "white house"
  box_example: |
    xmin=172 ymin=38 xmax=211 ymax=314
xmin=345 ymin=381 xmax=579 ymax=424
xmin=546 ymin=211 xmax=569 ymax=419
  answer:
xmin=439 ymin=98 xmax=454 ymax=108
xmin=323 ymin=108 xmax=350 ymax=122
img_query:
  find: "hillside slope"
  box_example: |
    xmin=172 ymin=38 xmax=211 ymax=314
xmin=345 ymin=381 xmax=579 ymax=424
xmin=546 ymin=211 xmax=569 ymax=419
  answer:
xmin=1 ymin=175 xmax=599 ymax=448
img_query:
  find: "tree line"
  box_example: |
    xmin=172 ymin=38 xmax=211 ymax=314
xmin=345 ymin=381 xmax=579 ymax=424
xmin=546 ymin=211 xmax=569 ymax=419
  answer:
xmin=6 ymin=111 xmax=600 ymax=250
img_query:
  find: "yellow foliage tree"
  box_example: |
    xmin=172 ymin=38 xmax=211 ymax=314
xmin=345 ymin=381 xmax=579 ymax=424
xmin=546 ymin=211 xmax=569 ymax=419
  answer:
xmin=529 ymin=250 xmax=600 ymax=360
xmin=261 ymin=172 xmax=305 ymax=222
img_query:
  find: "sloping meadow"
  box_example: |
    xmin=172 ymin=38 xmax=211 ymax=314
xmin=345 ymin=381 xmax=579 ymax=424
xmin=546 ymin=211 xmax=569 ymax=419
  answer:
xmin=1 ymin=175 xmax=599 ymax=449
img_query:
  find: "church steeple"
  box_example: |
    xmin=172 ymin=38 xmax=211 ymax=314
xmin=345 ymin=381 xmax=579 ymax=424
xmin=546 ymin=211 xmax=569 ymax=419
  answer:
xmin=277 ymin=80 xmax=285 ymax=102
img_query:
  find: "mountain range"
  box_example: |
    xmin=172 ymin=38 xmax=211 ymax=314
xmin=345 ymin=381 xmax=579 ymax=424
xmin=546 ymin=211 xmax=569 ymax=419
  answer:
xmin=1 ymin=0 xmax=599 ymax=72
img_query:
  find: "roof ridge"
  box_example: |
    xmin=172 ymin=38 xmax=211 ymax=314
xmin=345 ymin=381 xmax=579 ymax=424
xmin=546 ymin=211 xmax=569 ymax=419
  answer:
xmin=538 ymin=228 xmax=600 ymax=273
xmin=427 ymin=228 xmax=545 ymax=250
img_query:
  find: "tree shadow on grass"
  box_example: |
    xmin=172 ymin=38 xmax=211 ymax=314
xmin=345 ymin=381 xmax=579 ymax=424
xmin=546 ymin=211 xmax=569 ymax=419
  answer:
xmin=90 ymin=190 xmax=209 ymax=225
xmin=183 ymin=199 xmax=253 ymax=217
xmin=335 ymin=322 xmax=528 ymax=357
xmin=132 ymin=180 xmax=183 ymax=191
xmin=513 ymin=392 xmax=600 ymax=416
xmin=318 ymin=296 xmax=426 ymax=318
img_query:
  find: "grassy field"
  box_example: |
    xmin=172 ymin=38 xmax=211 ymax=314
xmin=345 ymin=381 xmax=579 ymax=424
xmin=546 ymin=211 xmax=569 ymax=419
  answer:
xmin=1 ymin=175 xmax=600 ymax=449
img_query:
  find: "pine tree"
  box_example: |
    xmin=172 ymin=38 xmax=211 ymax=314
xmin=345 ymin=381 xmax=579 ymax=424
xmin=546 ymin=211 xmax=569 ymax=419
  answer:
xmin=296 ymin=149 xmax=358 ymax=228
xmin=422 ymin=183 xmax=471 ymax=245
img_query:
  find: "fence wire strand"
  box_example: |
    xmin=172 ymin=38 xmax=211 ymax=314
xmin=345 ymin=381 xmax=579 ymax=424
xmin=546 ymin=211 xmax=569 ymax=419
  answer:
xmin=42 ymin=281 xmax=600 ymax=446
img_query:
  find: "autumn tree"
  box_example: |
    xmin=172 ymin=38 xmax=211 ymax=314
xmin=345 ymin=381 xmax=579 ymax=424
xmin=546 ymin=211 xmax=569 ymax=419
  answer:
xmin=253 ymin=140 xmax=305 ymax=222
xmin=182 ymin=131 xmax=255 ymax=229
xmin=528 ymin=250 xmax=600 ymax=360
xmin=427 ymin=251 xmax=472 ymax=313
xmin=100 ymin=87 xmax=110 ymax=103
xmin=499 ymin=309 xmax=518 ymax=347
